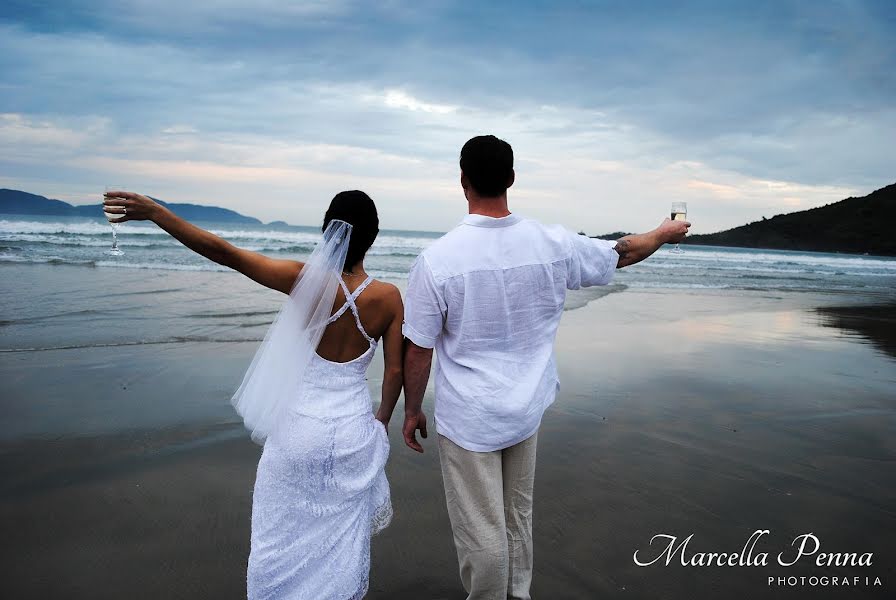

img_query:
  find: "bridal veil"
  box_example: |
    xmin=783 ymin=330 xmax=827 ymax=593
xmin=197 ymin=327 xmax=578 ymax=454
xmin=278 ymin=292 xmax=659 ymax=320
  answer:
xmin=231 ymin=219 xmax=353 ymax=443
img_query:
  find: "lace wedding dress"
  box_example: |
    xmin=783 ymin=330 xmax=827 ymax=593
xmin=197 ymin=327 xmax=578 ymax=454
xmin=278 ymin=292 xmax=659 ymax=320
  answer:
xmin=247 ymin=275 xmax=392 ymax=600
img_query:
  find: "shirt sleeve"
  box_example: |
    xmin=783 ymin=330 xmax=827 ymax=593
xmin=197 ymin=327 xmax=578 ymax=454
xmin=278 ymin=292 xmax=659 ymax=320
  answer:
xmin=402 ymin=254 xmax=446 ymax=349
xmin=566 ymin=232 xmax=619 ymax=289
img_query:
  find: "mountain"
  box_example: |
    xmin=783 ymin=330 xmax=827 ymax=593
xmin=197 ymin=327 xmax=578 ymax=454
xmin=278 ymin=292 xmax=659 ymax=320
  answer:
xmin=0 ymin=189 xmax=263 ymax=224
xmin=683 ymin=183 xmax=895 ymax=255
xmin=590 ymin=184 xmax=894 ymax=256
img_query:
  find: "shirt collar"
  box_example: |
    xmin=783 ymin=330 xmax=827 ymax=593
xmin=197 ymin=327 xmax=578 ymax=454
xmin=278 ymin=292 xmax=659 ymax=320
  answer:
xmin=462 ymin=213 xmax=523 ymax=228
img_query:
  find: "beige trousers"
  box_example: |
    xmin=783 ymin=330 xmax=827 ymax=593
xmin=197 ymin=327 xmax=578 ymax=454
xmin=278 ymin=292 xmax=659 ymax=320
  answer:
xmin=438 ymin=431 xmax=538 ymax=600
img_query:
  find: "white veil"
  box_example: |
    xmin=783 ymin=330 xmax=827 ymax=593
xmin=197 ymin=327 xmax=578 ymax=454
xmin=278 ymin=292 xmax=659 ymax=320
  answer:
xmin=231 ymin=219 xmax=353 ymax=444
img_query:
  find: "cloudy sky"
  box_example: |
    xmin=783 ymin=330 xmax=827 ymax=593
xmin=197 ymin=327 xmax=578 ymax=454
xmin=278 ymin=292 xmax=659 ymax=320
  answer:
xmin=1 ymin=1 xmax=893 ymax=234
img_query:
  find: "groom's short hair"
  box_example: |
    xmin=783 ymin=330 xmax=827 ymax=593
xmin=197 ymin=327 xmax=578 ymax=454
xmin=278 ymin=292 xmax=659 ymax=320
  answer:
xmin=460 ymin=135 xmax=514 ymax=198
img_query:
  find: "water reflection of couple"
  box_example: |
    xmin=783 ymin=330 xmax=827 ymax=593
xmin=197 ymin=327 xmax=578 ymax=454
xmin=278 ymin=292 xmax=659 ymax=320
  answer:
xmin=104 ymin=135 xmax=689 ymax=600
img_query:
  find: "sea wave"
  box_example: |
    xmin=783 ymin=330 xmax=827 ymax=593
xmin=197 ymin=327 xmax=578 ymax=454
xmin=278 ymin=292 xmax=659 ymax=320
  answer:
xmin=0 ymin=253 xmax=97 ymax=266
xmin=0 ymin=336 xmax=265 ymax=353
xmin=0 ymin=218 xmax=435 ymax=256
xmin=93 ymin=260 xmax=232 ymax=272
xmin=0 ymin=219 xmax=171 ymax=236
xmin=677 ymin=247 xmax=896 ymax=270
xmin=0 ymin=252 xmax=416 ymax=276
xmin=188 ymin=309 xmax=280 ymax=319
xmin=1 ymin=233 xmax=176 ymax=248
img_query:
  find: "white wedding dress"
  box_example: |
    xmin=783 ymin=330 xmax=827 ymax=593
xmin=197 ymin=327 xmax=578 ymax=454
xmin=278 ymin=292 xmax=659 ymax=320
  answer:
xmin=247 ymin=275 xmax=392 ymax=600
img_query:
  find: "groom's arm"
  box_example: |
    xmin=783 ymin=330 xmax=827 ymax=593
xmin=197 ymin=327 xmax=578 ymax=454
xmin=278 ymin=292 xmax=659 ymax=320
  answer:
xmin=401 ymin=254 xmax=444 ymax=453
xmin=614 ymin=217 xmax=690 ymax=268
xmin=402 ymin=340 xmax=432 ymax=453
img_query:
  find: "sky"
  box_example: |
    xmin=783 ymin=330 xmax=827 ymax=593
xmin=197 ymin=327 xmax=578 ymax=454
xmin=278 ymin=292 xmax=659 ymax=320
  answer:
xmin=0 ymin=0 xmax=893 ymax=234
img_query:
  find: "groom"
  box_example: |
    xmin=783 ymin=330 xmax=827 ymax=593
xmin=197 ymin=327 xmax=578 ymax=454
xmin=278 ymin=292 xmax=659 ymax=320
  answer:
xmin=401 ymin=135 xmax=689 ymax=599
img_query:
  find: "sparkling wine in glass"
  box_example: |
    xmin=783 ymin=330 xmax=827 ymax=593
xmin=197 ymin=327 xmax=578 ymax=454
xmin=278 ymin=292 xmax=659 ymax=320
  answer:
xmin=103 ymin=185 xmax=125 ymax=256
xmin=670 ymin=201 xmax=687 ymax=254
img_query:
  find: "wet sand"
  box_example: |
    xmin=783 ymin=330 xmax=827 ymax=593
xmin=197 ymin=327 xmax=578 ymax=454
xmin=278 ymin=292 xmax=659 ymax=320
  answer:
xmin=1 ymin=289 xmax=894 ymax=599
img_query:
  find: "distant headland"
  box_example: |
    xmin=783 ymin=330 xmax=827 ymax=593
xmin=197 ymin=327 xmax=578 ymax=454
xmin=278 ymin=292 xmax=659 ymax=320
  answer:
xmin=683 ymin=183 xmax=894 ymax=256
xmin=591 ymin=183 xmax=894 ymax=256
xmin=0 ymin=189 xmax=266 ymax=225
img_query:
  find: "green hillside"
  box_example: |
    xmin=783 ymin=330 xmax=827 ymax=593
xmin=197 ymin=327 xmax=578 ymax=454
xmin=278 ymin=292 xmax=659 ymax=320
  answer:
xmin=684 ymin=183 xmax=895 ymax=255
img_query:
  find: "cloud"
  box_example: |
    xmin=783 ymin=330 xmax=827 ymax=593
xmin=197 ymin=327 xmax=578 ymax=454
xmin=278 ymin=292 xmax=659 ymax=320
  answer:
xmin=687 ymin=180 xmax=742 ymax=200
xmin=0 ymin=1 xmax=893 ymax=233
xmin=377 ymin=90 xmax=457 ymax=115
xmin=0 ymin=113 xmax=90 ymax=149
xmin=160 ymin=125 xmax=199 ymax=135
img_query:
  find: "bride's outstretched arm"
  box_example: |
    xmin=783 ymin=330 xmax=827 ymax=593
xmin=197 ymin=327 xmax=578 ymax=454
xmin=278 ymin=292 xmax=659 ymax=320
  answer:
xmin=103 ymin=191 xmax=303 ymax=294
xmin=376 ymin=286 xmax=405 ymax=430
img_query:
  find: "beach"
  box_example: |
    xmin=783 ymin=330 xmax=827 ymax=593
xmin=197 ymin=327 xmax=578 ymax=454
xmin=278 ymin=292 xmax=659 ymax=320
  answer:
xmin=1 ymin=256 xmax=894 ymax=599
xmin=4 ymin=0 xmax=894 ymax=596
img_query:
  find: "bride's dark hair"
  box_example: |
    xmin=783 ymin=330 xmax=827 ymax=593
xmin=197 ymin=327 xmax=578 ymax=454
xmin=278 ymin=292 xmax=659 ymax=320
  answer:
xmin=322 ymin=190 xmax=379 ymax=273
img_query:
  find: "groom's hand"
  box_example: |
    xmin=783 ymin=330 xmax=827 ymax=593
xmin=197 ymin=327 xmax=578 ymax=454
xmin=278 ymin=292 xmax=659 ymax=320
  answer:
xmin=657 ymin=217 xmax=690 ymax=243
xmin=403 ymin=410 xmax=428 ymax=453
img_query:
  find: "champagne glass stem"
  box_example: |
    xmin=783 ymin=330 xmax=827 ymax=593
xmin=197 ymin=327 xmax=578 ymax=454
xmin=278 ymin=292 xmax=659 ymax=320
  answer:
xmin=104 ymin=186 xmax=125 ymax=256
xmin=670 ymin=201 xmax=687 ymax=254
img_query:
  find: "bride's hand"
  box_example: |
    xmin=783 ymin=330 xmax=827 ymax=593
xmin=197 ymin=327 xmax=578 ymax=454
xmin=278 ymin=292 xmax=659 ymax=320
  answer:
xmin=103 ymin=191 xmax=162 ymax=223
xmin=375 ymin=413 xmax=390 ymax=433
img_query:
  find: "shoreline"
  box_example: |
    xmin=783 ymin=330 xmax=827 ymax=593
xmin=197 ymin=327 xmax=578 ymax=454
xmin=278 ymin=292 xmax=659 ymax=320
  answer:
xmin=681 ymin=240 xmax=896 ymax=258
xmin=2 ymin=258 xmax=893 ymax=355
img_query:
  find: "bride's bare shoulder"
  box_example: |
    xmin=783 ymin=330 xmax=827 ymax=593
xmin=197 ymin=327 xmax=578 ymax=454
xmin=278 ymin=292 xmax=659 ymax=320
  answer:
xmin=368 ymin=279 xmax=401 ymax=298
xmin=367 ymin=279 xmax=403 ymax=309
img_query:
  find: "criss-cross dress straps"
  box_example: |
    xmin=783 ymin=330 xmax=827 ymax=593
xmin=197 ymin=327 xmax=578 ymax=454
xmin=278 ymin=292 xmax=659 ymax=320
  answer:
xmin=325 ymin=275 xmax=376 ymax=344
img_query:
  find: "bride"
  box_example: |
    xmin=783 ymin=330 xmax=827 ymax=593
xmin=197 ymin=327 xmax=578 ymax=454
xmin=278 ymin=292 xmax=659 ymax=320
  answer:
xmin=104 ymin=189 xmax=403 ymax=599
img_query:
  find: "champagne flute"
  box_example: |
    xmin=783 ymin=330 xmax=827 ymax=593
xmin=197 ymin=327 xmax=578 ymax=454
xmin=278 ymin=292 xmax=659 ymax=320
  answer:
xmin=103 ymin=185 xmax=125 ymax=256
xmin=670 ymin=201 xmax=687 ymax=254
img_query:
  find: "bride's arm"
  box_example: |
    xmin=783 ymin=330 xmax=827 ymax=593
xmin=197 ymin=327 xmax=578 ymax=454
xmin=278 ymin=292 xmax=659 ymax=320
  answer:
xmin=103 ymin=191 xmax=303 ymax=294
xmin=375 ymin=286 xmax=405 ymax=430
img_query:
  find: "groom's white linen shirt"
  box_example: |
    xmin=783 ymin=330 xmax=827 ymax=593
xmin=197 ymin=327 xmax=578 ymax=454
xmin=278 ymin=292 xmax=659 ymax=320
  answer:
xmin=403 ymin=213 xmax=619 ymax=452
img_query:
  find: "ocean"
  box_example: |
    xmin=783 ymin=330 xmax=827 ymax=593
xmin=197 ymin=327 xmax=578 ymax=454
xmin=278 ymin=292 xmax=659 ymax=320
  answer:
xmin=2 ymin=214 xmax=895 ymax=291
xmin=2 ymin=213 xmax=895 ymax=355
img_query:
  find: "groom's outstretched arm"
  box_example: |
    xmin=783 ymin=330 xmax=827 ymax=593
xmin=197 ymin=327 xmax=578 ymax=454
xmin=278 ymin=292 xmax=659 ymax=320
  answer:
xmin=614 ymin=217 xmax=690 ymax=268
xmin=403 ymin=340 xmax=432 ymax=453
